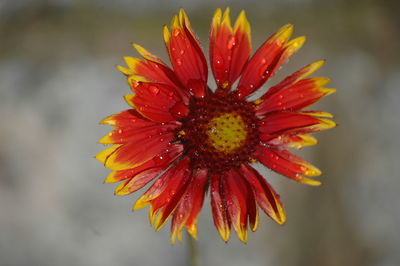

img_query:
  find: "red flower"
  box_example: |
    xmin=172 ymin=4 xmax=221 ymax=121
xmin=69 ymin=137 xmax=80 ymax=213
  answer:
xmin=97 ymin=8 xmax=335 ymax=243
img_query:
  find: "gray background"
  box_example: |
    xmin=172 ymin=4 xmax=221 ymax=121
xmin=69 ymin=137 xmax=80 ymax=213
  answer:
xmin=1 ymin=0 xmax=399 ymax=265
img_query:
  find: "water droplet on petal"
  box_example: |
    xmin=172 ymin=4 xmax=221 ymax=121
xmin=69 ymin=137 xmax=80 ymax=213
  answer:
xmin=176 ymin=58 xmax=182 ymax=66
xmin=173 ymin=29 xmax=180 ymax=37
xmin=180 ymin=49 xmax=185 ymax=55
xmin=149 ymin=86 xmax=160 ymax=95
xmin=258 ymin=64 xmax=270 ymax=79
xmin=227 ymin=36 xmax=236 ymax=49
xmin=214 ymin=53 xmax=224 ymax=70
xmin=118 ymin=129 xmax=123 ymax=134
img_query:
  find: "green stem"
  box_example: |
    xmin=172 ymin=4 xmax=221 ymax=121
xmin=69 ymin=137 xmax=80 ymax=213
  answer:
xmin=187 ymin=232 xmax=199 ymax=266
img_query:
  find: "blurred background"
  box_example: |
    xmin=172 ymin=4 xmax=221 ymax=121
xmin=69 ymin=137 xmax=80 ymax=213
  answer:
xmin=1 ymin=0 xmax=399 ymax=265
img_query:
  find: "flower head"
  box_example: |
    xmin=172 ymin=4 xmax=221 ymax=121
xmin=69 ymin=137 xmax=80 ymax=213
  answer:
xmin=97 ymin=8 xmax=336 ymax=243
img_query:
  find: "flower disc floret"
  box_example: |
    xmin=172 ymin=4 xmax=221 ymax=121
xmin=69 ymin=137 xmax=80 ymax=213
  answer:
xmin=178 ymin=93 xmax=259 ymax=172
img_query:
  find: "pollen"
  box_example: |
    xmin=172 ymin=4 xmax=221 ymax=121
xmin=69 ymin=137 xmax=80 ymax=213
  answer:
xmin=207 ymin=113 xmax=248 ymax=153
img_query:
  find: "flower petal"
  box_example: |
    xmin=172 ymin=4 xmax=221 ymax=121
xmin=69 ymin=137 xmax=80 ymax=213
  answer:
xmin=210 ymin=173 xmax=231 ymax=242
xmin=255 ymin=146 xmax=322 ymax=185
xmin=261 ymin=60 xmax=326 ymax=99
xmin=256 ymin=77 xmax=335 ymax=115
xmin=104 ymin=144 xmax=183 ymax=183
xmin=170 ymin=168 xmax=208 ymax=243
xmin=236 ymin=24 xmax=305 ymax=98
xmin=117 ymin=45 xmax=190 ymax=104
xmin=223 ymin=169 xmax=257 ymax=242
xmin=99 ymin=122 xmax=179 ymax=145
xmin=144 ymin=157 xmax=192 ymax=230
xmin=114 ymin=167 xmax=165 ymax=196
xmin=125 ymin=82 xmax=189 ymax=122
xmin=164 ymin=9 xmax=208 ymax=98
xmin=99 ymin=109 xmax=151 ymax=128
xmin=259 ymin=111 xmax=336 ymax=138
xmin=102 ymin=132 xmax=174 ymax=171
xmin=240 ymin=164 xmax=285 ymax=224
xmin=265 ymin=134 xmax=318 ymax=150
xmin=209 ymin=8 xmax=251 ymax=90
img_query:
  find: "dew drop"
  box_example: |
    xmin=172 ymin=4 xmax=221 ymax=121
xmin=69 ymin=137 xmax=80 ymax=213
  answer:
xmin=149 ymin=86 xmax=160 ymax=96
xmin=180 ymin=49 xmax=185 ymax=55
xmin=214 ymin=54 xmax=224 ymax=70
xmin=258 ymin=63 xmax=270 ymax=78
xmin=227 ymin=36 xmax=236 ymax=49
xmin=173 ymin=29 xmax=180 ymax=37
xmin=176 ymin=58 xmax=182 ymax=66
xmin=118 ymin=129 xmax=123 ymax=134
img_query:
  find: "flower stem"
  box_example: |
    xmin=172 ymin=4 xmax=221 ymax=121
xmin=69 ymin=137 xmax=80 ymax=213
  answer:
xmin=187 ymin=232 xmax=199 ymax=266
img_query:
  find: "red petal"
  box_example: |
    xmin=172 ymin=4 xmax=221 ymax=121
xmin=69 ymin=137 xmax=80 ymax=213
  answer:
xmin=99 ymin=109 xmax=153 ymax=128
xmin=114 ymin=167 xmax=165 ymax=196
xmin=261 ymin=60 xmax=325 ymax=99
xmin=104 ymin=144 xmax=183 ymax=183
xmin=148 ymin=157 xmax=192 ymax=230
xmin=209 ymin=8 xmax=251 ymax=90
xmin=118 ymin=49 xmax=190 ymax=104
xmin=126 ymin=82 xmax=188 ymax=123
xmin=256 ymin=77 xmax=335 ymax=115
xmin=164 ymin=9 xmax=208 ymax=98
xmin=210 ymin=172 xmax=231 ymax=242
xmin=133 ymin=161 xmax=179 ymax=210
xmin=223 ymin=169 xmax=252 ymax=242
xmin=236 ymin=25 xmax=305 ymax=98
xmin=184 ymin=169 xmax=208 ymax=237
xmin=259 ymin=112 xmax=335 ymax=137
xmin=265 ymin=134 xmax=317 ymax=150
xmin=240 ymin=164 xmax=285 ymax=224
xmin=255 ymin=146 xmax=322 ymax=186
xmin=103 ymin=132 xmax=174 ymax=170
xmin=170 ymin=168 xmax=208 ymax=243
xmin=99 ymin=122 xmax=179 ymax=144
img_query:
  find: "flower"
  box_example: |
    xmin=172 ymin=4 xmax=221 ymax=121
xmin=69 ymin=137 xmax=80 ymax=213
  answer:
xmin=97 ymin=8 xmax=336 ymax=243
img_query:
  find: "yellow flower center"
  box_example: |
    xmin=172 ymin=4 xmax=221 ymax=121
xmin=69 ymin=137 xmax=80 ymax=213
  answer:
xmin=207 ymin=113 xmax=248 ymax=153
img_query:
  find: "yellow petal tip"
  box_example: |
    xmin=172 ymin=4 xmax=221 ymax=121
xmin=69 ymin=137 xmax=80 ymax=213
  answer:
xmin=298 ymin=177 xmax=322 ymax=186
